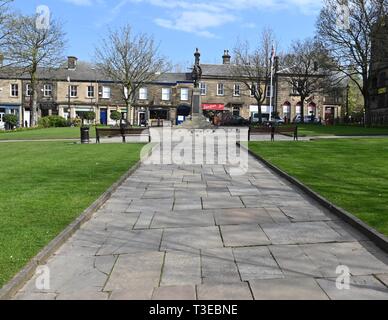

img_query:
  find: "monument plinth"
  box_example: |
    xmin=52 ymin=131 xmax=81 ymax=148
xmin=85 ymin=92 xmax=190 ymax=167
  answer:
xmin=180 ymin=48 xmax=214 ymax=129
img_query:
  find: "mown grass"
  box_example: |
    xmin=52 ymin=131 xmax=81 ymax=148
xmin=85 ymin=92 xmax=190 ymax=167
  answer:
xmin=0 ymin=142 xmax=144 ymax=287
xmin=0 ymin=127 xmax=98 ymax=140
xmin=249 ymin=139 xmax=388 ymax=236
xmin=296 ymin=124 xmax=388 ymax=137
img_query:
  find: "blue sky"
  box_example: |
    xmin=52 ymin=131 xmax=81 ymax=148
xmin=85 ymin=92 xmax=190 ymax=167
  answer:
xmin=11 ymin=0 xmax=323 ymax=69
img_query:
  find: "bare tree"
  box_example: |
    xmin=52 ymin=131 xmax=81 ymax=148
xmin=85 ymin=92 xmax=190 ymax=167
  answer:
xmin=281 ymin=38 xmax=331 ymax=123
xmin=317 ymin=0 xmax=388 ymax=126
xmin=5 ymin=13 xmax=66 ymax=126
xmin=231 ymin=28 xmax=277 ymax=123
xmin=95 ymin=25 xmax=170 ymax=125
xmin=0 ymin=0 xmax=13 ymax=66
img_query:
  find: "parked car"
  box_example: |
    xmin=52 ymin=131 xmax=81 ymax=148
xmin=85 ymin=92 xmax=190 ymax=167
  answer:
xmin=293 ymin=115 xmax=320 ymax=124
xmin=220 ymin=113 xmax=250 ymax=126
xmin=229 ymin=115 xmax=250 ymax=126
xmin=272 ymin=116 xmax=285 ymax=125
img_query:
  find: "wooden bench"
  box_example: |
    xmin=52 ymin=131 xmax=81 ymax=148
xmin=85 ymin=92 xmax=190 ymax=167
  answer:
xmin=275 ymin=126 xmax=298 ymax=141
xmin=96 ymin=127 xmax=151 ymax=143
xmin=248 ymin=126 xmax=298 ymax=141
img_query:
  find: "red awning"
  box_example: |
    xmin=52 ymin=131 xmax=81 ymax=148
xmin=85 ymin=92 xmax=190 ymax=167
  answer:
xmin=202 ymin=104 xmax=225 ymax=111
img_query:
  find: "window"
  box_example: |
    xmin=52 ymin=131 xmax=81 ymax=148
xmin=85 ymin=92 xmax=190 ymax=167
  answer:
xmin=70 ymin=85 xmax=78 ymax=98
xmin=200 ymin=83 xmax=207 ymax=95
xmin=10 ymin=84 xmax=19 ymax=97
xmin=26 ymin=84 xmax=32 ymax=97
xmin=162 ymin=88 xmax=171 ymax=101
xmin=43 ymin=84 xmax=52 ymax=97
xmin=102 ymin=86 xmax=111 ymax=99
xmin=181 ymin=88 xmax=189 ymax=101
xmin=139 ymin=87 xmax=148 ymax=100
xmin=87 ymin=86 xmax=95 ymax=98
xmin=266 ymin=85 xmax=274 ymax=98
xmin=217 ymin=83 xmax=224 ymax=96
xmin=233 ymin=84 xmax=240 ymax=96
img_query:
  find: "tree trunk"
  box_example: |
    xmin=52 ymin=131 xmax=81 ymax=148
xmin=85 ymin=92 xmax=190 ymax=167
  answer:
xmin=31 ymin=94 xmax=38 ymax=127
xmin=126 ymin=101 xmax=131 ymax=126
xmin=300 ymin=98 xmax=305 ymax=124
xmin=362 ymin=73 xmax=371 ymax=127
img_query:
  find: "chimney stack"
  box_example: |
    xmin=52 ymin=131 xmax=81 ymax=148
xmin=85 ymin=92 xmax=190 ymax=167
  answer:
xmin=67 ymin=56 xmax=78 ymax=70
xmin=222 ymin=50 xmax=231 ymax=65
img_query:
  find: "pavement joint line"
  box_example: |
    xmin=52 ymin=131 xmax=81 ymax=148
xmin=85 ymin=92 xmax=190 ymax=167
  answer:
xmin=158 ymin=229 xmax=165 ymax=252
xmin=231 ymin=247 xmax=244 ymax=283
xmin=373 ymin=274 xmax=388 ymax=288
xmin=199 ymin=249 xmax=204 ymax=285
xmin=102 ymin=254 xmax=120 ymax=293
xmin=315 ymin=278 xmax=332 ymax=300
xmin=158 ymin=251 xmax=167 ymax=288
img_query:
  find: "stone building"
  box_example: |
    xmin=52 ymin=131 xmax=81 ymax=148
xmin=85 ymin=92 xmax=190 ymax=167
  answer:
xmin=0 ymin=50 xmax=344 ymax=129
xmin=0 ymin=78 xmax=22 ymax=129
xmin=369 ymin=16 xmax=388 ymax=125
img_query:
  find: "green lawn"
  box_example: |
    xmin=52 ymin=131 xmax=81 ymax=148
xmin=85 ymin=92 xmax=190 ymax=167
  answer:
xmin=0 ymin=142 xmax=144 ymax=288
xmin=249 ymin=139 xmax=388 ymax=236
xmin=0 ymin=127 xmax=97 ymax=140
xmin=296 ymin=124 xmax=388 ymax=137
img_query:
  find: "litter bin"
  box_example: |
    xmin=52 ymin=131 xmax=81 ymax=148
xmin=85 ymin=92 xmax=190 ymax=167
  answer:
xmin=80 ymin=126 xmax=90 ymax=144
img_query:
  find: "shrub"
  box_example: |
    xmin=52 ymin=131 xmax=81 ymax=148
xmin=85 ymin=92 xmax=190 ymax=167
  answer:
xmin=80 ymin=111 xmax=96 ymax=127
xmin=83 ymin=111 xmax=96 ymax=122
xmin=3 ymin=114 xmax=18 ymax=130
xmin=38 ymin=116 xmax=68 ymax=128
xmin=110 ymin=111 xmax=122 ymax=125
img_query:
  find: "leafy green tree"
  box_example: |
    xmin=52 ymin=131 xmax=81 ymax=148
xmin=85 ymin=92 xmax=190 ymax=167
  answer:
xmin=110 ymin=111 xmax=122 ymax=126
xmin=82 ymin=111 xmax=96 ymax=126
xmin=3 ymin=113 xmax=18 ymax=130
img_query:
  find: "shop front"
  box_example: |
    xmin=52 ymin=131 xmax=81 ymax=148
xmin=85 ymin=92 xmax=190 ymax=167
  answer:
xmin=202 ymin=103 xmax=225 ymax=121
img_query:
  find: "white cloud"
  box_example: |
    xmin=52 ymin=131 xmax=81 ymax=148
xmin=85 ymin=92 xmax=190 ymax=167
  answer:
xmin=155 ymin=11 xmax=236 ymax=38
xmin=70 ymin=0 xmax=323 ymax=36
xmin=129 ymin=0 xmax=322 ymax=37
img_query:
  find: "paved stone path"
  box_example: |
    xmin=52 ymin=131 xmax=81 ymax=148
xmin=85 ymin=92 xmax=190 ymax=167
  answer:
xmin=15 ymin=132 xmax=388 ymax=300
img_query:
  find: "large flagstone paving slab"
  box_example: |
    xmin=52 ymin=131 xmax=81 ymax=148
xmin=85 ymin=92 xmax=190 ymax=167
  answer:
xmin=233 ymin=247 xmax=284 ymax=280
xmin=214 ymin=208 xmax=276 ymax=226
xmin=220 ymin=225 xmax=271 ymax=247
xmin=201 ymin=248 xmax=241 ymax=284
xmin=261 ymin=221 xmax=346 ymax=245
xmin=160 ymin=226 xmax=224 ymax=252
xmin=161 ymin=251 xmax=201 ymax=286
xmin=249 ymin=278 xmax=329 ymax=300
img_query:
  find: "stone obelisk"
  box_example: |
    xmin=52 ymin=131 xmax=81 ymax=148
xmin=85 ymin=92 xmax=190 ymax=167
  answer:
xmin=181 ymin=48 xmax=213 ymax=129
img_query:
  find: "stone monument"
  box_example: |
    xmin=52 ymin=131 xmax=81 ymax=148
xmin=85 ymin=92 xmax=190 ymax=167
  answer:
xmin=180 ymin=48 xmax=213 ymax=129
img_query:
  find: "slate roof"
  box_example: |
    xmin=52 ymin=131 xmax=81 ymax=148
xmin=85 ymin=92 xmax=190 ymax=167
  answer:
xmin=0 ymin=60 xmax=193 ymax=84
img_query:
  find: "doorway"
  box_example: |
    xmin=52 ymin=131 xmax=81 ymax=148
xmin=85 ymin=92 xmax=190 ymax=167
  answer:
xmin=138 ymin=111 xmax=146 ymax=126
xmin=100 ymin=109 xmax=107 ymax=125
